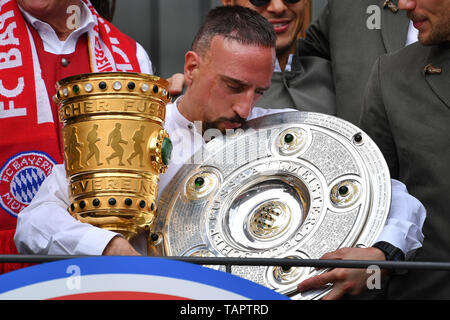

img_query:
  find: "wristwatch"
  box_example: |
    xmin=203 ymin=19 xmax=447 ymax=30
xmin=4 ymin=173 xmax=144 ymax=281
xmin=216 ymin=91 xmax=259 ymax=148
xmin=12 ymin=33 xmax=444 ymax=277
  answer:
xmin=372 ymin=241 xmax=405 ymax=261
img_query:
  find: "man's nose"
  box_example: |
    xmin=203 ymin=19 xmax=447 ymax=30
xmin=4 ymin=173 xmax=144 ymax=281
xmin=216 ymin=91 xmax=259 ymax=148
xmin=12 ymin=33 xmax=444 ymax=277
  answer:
xmin=233 ymin=91 xmax=255 ymax=119
xmin=398 ymin=0 xmax=416 ymax=10
xmin=266 ymin=0 xmax=288 ymax=15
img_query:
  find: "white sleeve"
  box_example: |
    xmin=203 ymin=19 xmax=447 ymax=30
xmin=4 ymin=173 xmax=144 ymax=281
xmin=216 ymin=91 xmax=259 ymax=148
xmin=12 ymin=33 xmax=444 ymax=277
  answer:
xmin=376 ymin=179 xmax=426 ymax=256
xmin=14 ymin=164 xmax=118 ymax=255
xmin=136 ymin=42 xmax=153 ymax=75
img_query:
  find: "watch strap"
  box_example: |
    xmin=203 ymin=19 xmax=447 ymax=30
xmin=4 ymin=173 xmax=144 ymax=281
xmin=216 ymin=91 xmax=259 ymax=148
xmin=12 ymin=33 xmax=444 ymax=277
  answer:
xmin=372 ymin=241 xmax=405 ymax=261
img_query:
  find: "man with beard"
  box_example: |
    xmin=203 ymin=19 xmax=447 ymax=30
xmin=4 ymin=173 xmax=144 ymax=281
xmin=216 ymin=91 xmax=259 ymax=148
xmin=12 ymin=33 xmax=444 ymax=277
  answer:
xmin=298 ymin=0 xmax=419 ymax=125
xmin=357 ymin=0 xmax=450 ymax=299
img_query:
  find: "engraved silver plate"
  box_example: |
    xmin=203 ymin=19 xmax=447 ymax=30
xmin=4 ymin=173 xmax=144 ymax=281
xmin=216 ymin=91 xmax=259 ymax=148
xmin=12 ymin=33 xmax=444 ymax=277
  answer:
xmin=152 ymin=111 xmax=391 ymax=300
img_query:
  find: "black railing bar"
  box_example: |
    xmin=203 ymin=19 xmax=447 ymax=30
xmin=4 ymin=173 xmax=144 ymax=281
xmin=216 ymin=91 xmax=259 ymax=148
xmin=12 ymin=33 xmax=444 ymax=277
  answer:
xmin=164 ymin=256 xmax=450 ymax=271
xmin=2 ymin=254 xmax=450 ymax=271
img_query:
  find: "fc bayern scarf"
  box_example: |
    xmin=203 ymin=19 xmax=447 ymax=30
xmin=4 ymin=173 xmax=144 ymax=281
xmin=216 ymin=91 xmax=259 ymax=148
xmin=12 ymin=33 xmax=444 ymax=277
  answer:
xmin=0 ymin=0 xmax=141 ymax=230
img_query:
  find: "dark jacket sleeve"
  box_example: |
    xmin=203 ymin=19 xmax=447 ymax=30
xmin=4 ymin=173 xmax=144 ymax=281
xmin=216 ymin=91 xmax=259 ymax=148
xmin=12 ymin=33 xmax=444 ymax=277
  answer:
xmin=297 ymin=0 xmax=331 ymax=60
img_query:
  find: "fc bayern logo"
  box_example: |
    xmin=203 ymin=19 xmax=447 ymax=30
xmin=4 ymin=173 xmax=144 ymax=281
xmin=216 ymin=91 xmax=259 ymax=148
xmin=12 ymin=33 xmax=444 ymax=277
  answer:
xmin=0 ymin=151 xmax=56 ymax=217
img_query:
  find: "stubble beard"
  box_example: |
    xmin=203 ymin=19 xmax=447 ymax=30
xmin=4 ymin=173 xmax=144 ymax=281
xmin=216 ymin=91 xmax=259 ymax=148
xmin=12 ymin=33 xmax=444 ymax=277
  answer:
xmin=412 ymin=12 xmax=450 ymax=45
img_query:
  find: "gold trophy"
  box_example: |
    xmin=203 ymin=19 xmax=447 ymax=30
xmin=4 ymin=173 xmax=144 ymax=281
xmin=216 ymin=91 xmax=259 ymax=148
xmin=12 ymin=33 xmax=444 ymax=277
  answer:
xmin=56 ymin=72 xmax=172 ymax=240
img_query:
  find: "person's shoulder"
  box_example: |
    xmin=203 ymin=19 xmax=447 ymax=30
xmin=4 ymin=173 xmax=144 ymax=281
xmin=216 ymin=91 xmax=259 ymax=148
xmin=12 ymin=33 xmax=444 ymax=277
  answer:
xmin=373 ymin=42 xmax=433 ymax=80
xmin=381 ymin=42 xmax=431 ymax=66
xmin=292 ymin=54 xmax=332 ymax=71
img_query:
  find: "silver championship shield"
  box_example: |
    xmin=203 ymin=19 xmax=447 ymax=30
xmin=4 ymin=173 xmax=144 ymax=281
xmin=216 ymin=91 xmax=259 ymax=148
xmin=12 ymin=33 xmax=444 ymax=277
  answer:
xmin=150 ymin=111 xmax=391 ymax=300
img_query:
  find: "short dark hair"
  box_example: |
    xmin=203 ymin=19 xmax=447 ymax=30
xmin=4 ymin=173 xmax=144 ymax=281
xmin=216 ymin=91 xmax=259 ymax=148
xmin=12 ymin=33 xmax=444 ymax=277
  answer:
xmin=191 ymin=6 xmax=276 ymax=56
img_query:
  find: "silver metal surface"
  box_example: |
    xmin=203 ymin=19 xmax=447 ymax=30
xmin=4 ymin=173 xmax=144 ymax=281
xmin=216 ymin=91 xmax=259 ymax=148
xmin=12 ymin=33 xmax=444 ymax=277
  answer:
xmin=152 ymin=111 xmax=391 ymax=300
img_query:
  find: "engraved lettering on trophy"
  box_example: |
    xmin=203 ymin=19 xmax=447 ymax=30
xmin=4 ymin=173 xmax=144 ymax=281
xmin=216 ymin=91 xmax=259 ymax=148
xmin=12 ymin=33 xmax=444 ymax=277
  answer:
xmin=63 ymin=105 xmax=72 ymax=118
xmin=106 ymin=123 xmax=128 ymax=166
xmin=121 ymin=100 xmax=161 ymax=116
xmin=63 ymin=103 xmax=82 ymax=117
xmin=263 ymin=161 xmax=279 ymax=172
xmin=280 ymin=161 xmax=299 ymax=173
xmin=65 ymin=127 xmax=83 ymax=170
xmin=73 ymin=180 xmax=86 ymax=194
xmin=309 ymin=179 xmax=321 ymax=193
xmin=79 ymin=180 xmax=89 ymax=193
xmin=71 ymin=177 xmax=155 ymax=195
xmin=218 ymin=166 xmax=257 ymax=199
xmin=139 ymin=179 xmax=156 ymax=194
xmin=310 ymin=205 xmax=322 ymax=215
xmin=106 ymin=178 xmax=119 ymax=190
xmin=122 ymin=179 xmax=132 ymax=190
xmin=293 ymin=232 xmax=304 ymax=242
xmin=218 ymin=187 xmax=229 ymax=200
xmin=83 ymin=101 xmax=95 ymax=113
xmin=137 ymin=101 xmax=147 ymax=113
xmin=209 ymin=200 xmax=222 ymax=216
xmin=72 ymin=102 xmax=81 ymax=115
xmin=123 ymin=100 xmax=135 ymax=111
xmin=146 ymin=102 xmax=161 ymax=115
xmin=123 ymin=100 xmax=142 ymax=112
xmin=298 ymin=167 xmax=314 ymax=182
xmin=157 ymin=103 xmax=164 ymax=117
xmin=211 ymin=200 xmax=222 ymax=211
xmin=211 ymin=233 xmax=225 ymax=249
xmin=127 ymin=125 xmax=145 ymax=166
xmin=96 ymin=100 xmax=110 ymax=111
xmin=84 ymin=124 xmax=103 ymax=166
xmin=210 ymin=232 xmax=237 ymax=257
xmin=266 ymin=246 xmax=282 ymax=257
xmin=301 ymin=216 xmax=317 ymax=234
xmin=138 ymin=101 xmax=152 ymax=113
xmin=93 ymin=179 xmax=102 ymax=190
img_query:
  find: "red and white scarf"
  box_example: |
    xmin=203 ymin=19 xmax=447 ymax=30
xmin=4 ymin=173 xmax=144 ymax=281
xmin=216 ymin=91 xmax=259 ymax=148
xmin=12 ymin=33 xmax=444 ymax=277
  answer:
xmin=82 ymin=0 xmax=140 ymax=73
xmin=0 ymin=0 xmax=141 ymax=233
xmin=0 ymin=0 xmax=141 ymax=124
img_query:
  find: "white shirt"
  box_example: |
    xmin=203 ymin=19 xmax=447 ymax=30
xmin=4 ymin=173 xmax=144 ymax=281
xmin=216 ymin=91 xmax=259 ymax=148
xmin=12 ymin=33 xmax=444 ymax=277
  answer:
xmin=14 ymin=100 xmax=425 ymax=256
xmin=274 ymin=55 xmax=293 ymax=73
xmin=406 ymin=21 xmax=419 ymax=46
xmin=19 ymin=1 xmax=152 ymax=74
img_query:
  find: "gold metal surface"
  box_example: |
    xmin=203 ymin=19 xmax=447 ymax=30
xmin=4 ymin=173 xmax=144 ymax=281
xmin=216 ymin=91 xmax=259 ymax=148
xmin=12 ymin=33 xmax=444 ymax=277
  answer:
xmin=56 ymin=72 xmax=171 ymax=240
xmin=248 ymin=201 xmax=291 ymax=240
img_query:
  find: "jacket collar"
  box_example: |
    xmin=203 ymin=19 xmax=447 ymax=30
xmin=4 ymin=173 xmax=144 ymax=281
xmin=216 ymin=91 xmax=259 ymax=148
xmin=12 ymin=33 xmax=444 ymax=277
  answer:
xmin=380 ymin=0 xmax=411 ymax=53
xmin=424 ymin=42 xmax=450 ymax=108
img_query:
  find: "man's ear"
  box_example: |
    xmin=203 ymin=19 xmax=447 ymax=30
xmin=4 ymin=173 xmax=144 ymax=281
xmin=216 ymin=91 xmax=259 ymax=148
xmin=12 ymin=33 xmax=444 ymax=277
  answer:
xmin=184 ymin=50 xmax=200 ymax=86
